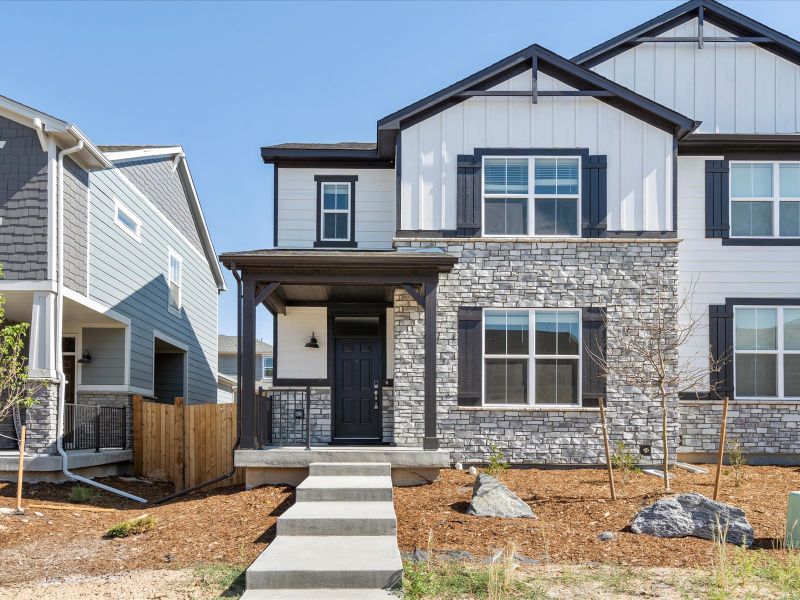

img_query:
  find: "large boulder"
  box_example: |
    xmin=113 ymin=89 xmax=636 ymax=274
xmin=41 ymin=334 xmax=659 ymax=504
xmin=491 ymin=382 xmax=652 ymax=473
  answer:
xmin=467 ymin=474 xmax=535 ymax=518
xmin=630 ymin=492 xmax=754 ymax=547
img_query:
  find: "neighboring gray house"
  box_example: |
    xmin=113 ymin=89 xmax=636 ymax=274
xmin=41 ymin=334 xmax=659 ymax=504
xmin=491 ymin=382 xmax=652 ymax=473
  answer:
xmin=217 ymin=334 xmax=272 ymax=402
xmin=224 ymin=0 xmax=800 ymax=487
xmin=0 ymin=95 xmax=225 ymax=480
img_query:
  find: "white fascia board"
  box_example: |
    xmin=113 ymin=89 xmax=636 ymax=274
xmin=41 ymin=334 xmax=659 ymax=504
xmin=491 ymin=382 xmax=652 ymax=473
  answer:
xmin=65 ymin=125 xmax=113 ymax=169
xmin=102 ymin=146 xmax=185 ymax=162
xmin=0 ymin=280 xmax=56 ymax=292
xmin=0 ymin=95 xmax=68 ymax=132
xmin=176 ymin=156 xmax=227 ymax=291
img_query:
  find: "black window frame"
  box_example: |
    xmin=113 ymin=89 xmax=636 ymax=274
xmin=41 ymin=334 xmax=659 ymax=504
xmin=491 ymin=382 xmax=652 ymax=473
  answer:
xmin=314 ymin=175 xmax=358 ymax=248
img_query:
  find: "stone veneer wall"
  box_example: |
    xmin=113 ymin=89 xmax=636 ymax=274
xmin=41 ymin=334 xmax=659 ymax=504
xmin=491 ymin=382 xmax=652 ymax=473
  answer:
xmin=393 ymin=238 xmax=680 ymax=464
xmin=23 ymin=384 xmax=59 ymax=454
xmin=679 ymin=400 xmax=800 ymax=461
xmin=76 ymin=393 xmax=133 ymax=450
xmin=268 ymin=386 xmax=395 ymax=445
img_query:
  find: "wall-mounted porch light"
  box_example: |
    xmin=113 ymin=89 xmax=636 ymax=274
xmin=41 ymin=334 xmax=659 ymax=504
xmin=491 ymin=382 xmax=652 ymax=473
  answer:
xmin=304 ymin=333 xmax=320 ymax=349
xmin=77 ymin=350 xmax=92 ymax=364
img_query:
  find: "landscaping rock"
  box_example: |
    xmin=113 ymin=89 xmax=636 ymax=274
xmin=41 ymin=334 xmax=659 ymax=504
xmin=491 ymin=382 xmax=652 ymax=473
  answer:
xmin=468 ymin=466 xmax=478 ymax=476
xmin=630 ymin=493 xmax=754 ymax=547
xmin=34 ymin=511 xmax=44 ymax=518
xmin=467 ymin=474 xmax=535 ymax=519
xmin=598 ymin=531 xmax=617 ymax=541
xmin=0 ymin=508 xmax=16 ymax=516
xmin=454 ymin=462 xmax=463 ymax=471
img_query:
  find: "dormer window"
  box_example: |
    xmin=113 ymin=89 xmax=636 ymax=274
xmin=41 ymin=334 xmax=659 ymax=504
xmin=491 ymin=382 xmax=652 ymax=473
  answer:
xmin=730 ymin=162 xmax=800 ymax=238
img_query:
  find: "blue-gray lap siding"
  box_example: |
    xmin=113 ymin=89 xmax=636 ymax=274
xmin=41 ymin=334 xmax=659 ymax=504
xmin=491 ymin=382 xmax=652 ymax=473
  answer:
xmin=0 ymin=117 xmax=48 ymax=280
xmin=81 ymin=327 xmax=126 ymax=385
xmin=87 ymin=165 xmax=218 ymax=403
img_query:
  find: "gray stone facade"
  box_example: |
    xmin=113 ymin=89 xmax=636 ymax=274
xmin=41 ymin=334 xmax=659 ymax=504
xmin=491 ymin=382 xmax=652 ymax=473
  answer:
xmin=0 ymin=116 xmax=49 ymax=280
xmin=679 ymin=400 xmax=800 ymax=462
xmin=23 ymin=384 xmax=59 ymax=454
xmin=393 ymin=238 xmax=681 ymax=465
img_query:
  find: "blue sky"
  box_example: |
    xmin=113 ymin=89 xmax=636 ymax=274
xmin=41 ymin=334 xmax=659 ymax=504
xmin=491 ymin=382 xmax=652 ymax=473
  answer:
xmin=2 ymin=0 xmax=798 ymax=342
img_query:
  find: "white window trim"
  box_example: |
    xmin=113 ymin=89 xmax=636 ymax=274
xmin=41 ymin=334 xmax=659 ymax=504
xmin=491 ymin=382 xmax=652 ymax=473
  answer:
xmin=729 ymin=161 xmax=800 ymax=239
xmin=481 ymin=307 xmax=582 ymax=408
xmin=481 ymin=155 xmax=582 ymax=238
xmin=113 ymin=197 xmax=142 ymax=242
xmin=320 ymin=182 xmax=352 ymax=242
xmin=733 ymin=305 xmax=800 ymax=401
xmin=167 ymin=248 xmax=183 ymax=316
xmin=262 ymin=355 xmax=273 ymax=379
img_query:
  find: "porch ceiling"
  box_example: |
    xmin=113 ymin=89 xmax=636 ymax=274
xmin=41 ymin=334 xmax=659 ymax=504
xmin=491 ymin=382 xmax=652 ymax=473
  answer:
xmin=279 ymin=283 xmax=393 ymax=304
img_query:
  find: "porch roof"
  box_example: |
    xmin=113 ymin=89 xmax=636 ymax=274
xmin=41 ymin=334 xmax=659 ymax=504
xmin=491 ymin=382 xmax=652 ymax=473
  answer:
xmin=219 ymin=248 xmax=457 ymax=272
xmin=221 ymin=248 xmax=457 ymax=312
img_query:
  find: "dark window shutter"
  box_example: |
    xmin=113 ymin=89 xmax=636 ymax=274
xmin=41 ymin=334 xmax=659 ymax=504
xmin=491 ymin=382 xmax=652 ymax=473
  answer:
xmin=582 ymin=307 xmax=606 ymax=407
xmin=457 ymin=307 xmax=482 ymax=406
xmin=456 ymin=155 xmax=481 ymax=237
xmin=581 ymin=155 xmax=607 ymax=237
xmin=709 ymin=304 xmax=734 ymax=397
xmin=705 ymin=160 xmax=730 ymax=239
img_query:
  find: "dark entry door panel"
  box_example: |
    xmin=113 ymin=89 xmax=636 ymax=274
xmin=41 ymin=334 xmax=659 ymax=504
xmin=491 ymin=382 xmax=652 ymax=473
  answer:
xmin=334 ymin=338 xmax=381 ymax=440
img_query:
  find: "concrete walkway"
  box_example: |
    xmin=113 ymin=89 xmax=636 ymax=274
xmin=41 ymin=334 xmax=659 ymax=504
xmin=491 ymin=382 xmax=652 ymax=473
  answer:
xmin=241 ymin=462 xmax=402 ymax=599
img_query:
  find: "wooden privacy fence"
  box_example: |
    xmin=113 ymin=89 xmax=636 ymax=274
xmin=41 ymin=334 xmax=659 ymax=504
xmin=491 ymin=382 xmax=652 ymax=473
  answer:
xmin=132 ymin=395 xmax=242 ymax=491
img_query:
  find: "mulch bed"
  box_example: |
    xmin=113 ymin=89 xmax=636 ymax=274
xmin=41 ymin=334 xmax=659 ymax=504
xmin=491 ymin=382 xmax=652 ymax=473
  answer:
xmin=394 ymin=465 xmax=797 ymax=568
xmin=0 ymin=465 xmax=796 ymax=584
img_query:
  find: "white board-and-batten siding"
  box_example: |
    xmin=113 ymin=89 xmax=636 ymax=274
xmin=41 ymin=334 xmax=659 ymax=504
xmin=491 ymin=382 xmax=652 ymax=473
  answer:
xmin=277 ymin=168 xmax=395 ymax=249
xmin=591 ymin=18 xmax=800 ymax=135
xmin=276 ymin=306 xmax=394 ymax=380
xmin=677 ymin=156 xmax=800 ymax=385
xmin=400 ymin=71 xmax=674 ymax=233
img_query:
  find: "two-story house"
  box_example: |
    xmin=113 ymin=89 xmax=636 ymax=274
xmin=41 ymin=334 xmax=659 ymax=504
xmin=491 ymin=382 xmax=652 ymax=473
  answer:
xmin=217 ymin=334 xmax=273 ymax=402
xmin=0 ymin=95 xmax=225 ymax=481
xmin=222 ymin=0 xmax=800 ymax=486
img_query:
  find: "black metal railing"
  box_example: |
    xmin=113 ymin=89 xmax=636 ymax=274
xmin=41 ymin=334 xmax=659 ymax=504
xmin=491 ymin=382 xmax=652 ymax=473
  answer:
xmin=63 ymin=404 xmax=127 ymax=452
xmin=256 ymin=386 xmax=311 ymax=448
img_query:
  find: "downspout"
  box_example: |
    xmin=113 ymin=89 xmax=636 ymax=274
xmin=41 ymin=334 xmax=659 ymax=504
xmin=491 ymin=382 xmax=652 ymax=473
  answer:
xmin=53 ymin=141 xmax=147 ymax=503
xmin=154 ymin=265 xmax=242 ymax=504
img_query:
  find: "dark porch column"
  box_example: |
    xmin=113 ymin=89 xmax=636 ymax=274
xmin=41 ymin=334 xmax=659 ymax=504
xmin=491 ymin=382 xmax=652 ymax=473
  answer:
xmin=423 ymin=280 xmax=439 ymax=450
xmin=240 ymin=276 xmax=258 ymax=449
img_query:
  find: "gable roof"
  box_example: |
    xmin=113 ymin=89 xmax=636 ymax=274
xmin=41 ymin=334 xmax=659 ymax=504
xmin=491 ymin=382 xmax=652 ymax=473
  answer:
xmin=573 ymin=0 xmax=800 ymax=69
xmin=218 ymin=334 xmax=272 ymax=355
xmin=102 ymin=145 xmax=226 ymax=291
xmin=376 ymin=43 xmax=698 ymax=154
xmin=0 ymin=95 xmax=111 ymax=170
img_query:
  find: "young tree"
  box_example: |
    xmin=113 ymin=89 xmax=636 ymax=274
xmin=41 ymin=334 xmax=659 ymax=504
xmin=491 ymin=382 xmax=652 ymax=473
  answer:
xmin=588 ymin=277 xmax=722 ymax=493
xmin=0 ymin=265 xmax=42 ymax=511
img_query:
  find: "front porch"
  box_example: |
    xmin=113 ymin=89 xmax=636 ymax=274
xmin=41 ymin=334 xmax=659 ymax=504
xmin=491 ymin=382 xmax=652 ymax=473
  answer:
xmin=221 ymin=248 xmax=457 ymax=484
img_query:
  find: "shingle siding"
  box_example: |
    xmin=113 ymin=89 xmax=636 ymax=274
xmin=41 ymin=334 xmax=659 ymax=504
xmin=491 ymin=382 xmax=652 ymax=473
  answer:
xmin=0 ymin=116 xmax=49 ymax=280
xmin=62 ymin=155 xmax=88 ymax=294
xmin=114 ymin=157 xmax=203 ymax=253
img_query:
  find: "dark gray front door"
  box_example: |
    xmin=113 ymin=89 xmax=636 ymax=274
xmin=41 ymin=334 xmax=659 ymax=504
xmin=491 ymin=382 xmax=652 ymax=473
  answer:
xmin=334 ymin=337 xmax=381 ymax=440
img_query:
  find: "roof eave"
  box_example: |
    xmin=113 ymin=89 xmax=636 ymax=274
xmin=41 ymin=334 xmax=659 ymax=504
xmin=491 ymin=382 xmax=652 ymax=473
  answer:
xmin=260 ymin=147 xmax=389 ymax=164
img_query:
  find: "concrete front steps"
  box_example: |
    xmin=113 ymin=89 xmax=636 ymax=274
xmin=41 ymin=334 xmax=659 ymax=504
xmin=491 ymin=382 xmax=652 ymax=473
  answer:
xmin=242 ymin=462 xmax=402 ymax=599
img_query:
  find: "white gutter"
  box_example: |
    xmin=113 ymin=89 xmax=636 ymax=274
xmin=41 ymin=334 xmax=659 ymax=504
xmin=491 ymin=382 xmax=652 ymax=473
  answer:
xmin=53 ymin=141 xmax=147 ymax=503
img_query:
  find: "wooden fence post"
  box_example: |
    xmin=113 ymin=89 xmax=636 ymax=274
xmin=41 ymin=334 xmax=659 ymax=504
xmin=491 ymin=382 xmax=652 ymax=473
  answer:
xmin=175 ymin=397 xmax=186 ymax=493
xmin=132 ymin=395 xmax=143 ymax=476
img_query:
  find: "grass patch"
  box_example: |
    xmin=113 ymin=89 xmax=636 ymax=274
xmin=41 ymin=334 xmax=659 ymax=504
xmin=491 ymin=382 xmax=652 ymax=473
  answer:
xmin=709 ymin=537 xmax=800 ymax=599
xmin=69 ymin=485 xmax=94 ymax=504
xmin=105 ymin=514 xmax=156 ymax=538
xmin=193 ymin=562 xmax=246 ymax=597
xmin=403 ymin=546 xmax=545 ymax=599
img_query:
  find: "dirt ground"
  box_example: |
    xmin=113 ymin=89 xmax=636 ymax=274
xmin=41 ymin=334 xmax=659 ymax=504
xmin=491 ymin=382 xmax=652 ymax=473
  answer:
xmin=0 ymin=465 xmax=796 ymax=596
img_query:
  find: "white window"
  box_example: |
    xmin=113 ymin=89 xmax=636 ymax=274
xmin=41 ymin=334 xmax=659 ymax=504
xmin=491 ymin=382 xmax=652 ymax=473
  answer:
xmin=483 ymin=308 xmax=581 ymax=406
xmin=730 ymin=162 xmax=800 ymax=238
xmin=167 ymin=249 xmax=182 ymax=313
xmin=262 ymin=356 xmax=273 ymax=379
xmin=482 ymin=156 xmax=581 ymax=237
xmin=320 ymin=183 xmax=351 ymax=241
xmin=114 ymin=198 xmax=142 ymax=241
xmin=734 ymin=306 xmax=800 ymax=399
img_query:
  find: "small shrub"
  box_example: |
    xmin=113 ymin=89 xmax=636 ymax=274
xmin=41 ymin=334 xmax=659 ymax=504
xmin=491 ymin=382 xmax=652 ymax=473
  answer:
xmin=484 ymin=442 xmax=509 ymax=479
xmin=69 ymin=485 xmax=93 ymax=504
xmin=106 ymin=514 xmax=156 ymax=538
xmin=610 ymin=441 xmax=639 ymax=483
xmin=728 ymin=439 xmax=747 ymax=487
